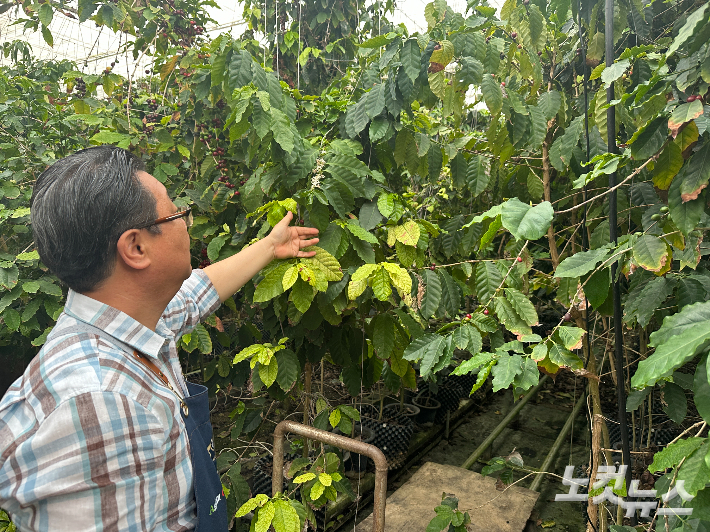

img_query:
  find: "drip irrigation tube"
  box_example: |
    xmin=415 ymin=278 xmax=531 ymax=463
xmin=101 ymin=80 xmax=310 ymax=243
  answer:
xmin=460 ymin=376 xmax=548 ymax=470
xmin=604 ymin=0 xmax=633 ymax=516
xmin=529 ymin=392 xmax=587 ymax=493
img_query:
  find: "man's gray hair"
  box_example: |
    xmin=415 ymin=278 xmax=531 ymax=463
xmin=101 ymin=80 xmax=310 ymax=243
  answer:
xmin=31 ymin=145 xmax=160 ymax=293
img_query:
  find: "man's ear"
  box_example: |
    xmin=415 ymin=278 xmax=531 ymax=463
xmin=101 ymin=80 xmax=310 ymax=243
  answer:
xmin=116 ymin=229 xmax=151 ymax=270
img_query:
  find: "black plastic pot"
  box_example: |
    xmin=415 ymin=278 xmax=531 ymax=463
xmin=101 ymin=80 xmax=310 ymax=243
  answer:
xmin=413 ymin=391 xmax=441 ymax=424
xmin=345 ymin=423 xmax=376 ymax=473
xmin=383 ymin=402 xmax=420 ymax=421
xmin=356 ymin=404 xmax=415 ymax=469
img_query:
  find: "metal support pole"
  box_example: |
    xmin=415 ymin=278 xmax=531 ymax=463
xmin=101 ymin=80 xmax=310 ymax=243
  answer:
xmin=605 ymin=0 xmax=634 ymax=523
xmin=461 ymin=376 xmax=548 ymax=470
xmin=273 ymin=420 xmax=388 ymax=532
xmin=529 ymin=392 xmax=587 ymax=492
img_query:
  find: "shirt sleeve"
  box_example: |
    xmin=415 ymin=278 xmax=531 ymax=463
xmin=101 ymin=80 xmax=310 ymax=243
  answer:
xmin=161 ymin=269 xmax=220 ymax=339
xmin=0 ymin=391 xmax=190 ymax=532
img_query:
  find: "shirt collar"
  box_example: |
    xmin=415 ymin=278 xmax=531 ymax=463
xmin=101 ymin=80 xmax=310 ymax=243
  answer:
xmin=62 ymin=290 xmax=167 ymax=359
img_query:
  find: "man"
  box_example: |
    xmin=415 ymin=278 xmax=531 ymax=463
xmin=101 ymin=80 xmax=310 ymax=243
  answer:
xmin=0 ymin=145 xmax=319 ymax=531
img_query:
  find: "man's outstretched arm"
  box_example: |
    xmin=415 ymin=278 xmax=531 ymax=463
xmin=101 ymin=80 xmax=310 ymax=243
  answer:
xmin=203 ymin=211 xmax=319 ymax=303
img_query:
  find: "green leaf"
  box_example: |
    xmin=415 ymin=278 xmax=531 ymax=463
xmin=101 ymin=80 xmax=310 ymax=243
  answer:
xmin=491 ymin=354 xmax=524 ymax=392
xmin=302 ymin=250 xmax=342 ymax=284
xmin=653 ymin=142 xmax=684 ymax=190
xmin=494 ymin=296 xmax=531 ymax=336
xmin=194 ymin=323 xmax=212 ymax=354
xmin=694 ymin=355 xmax=710 ymax=424
xmin=439 ymin=269 xmax=462 ymax=316
xmin=228 ymin=49 xmax=253 ymax=91
xmin=667 ymin=3 xmax=708 ymax=56
xmin=322 ymin=179 xmax=354 ymax=218
xmin=669 ymin=100 xmax=704 ymax=136
xmin=476 ymin=261 xmax=502 ymax=303
xmin=371 ymin=267 xmax=392 ymax=301
xmin=401 ymin=39 xmax=422 ymax=82
xmin=631 ymin=116 xmax=667 ymax=160
xmin=632 ymin=234 xmax=669 ymax=272
xmin=256 ymin=501 xmax=275 ymax=532
xmin=678 ymin=442 xmax=710 ymax=496
xmin=623 ymin=276 xmax=673 ymax=328
xmin=537 ymin=91 xmax=561 ymax=120
xmin=513 ymin=357 xmax=540 ymax=391
xmin=450 ymin=153 xmax=468 ymax=189
xmin=501 ymin=198 xmax=554 ymax=241
xmin=632 ymin=301 xmax=710 ymax=388
xmin=346 ymin=221 xmax=378 ymax=244
xmin=254 ymin=263 xmax=289 ymax=303
xmin=366 ymin=84 xmax=386 ymax=119
xmin=290 ymin=279 xmax=316 ymax=313
xmin=481 ymin=74 xmax=503 ymax=116
xmin=679 ymin=141 xmax=710 ymax=202
xmin=345 ymin=97 xmax=369 ymax=138
xmin=369 ymin=116 xmax=390 ymax=143
xmin=403 ymin=333 xmax=444 ymax=366
xmin=329 ymin=409 xmax=341 ymax=429
xmin=601 ymin=59 xmax=630 ymax=88
xmin=669 ymin=164 xmax=705 ymax=235
xmin=259 ymin=358 xmax=279 ymax=388
xmin=547 ymin=343 xmax=583 ymax=369
xmin=467 ymin=155 xmax=490 ymax=197
xmin=359 ymin=33 xmax=395 ymax=48
xmin=504 ymin=288 xmax=538 ymax=326
xmin=648 ymin=437 xmax=706 ymax=473
xmin=272 ymin=499 xmax=300 ymax=532
xmin=549 ymin=115 xmax=584 ymax=171
xmin=555 ymin=248 xmax=611 ymax=278
xmin=372 ymin=313 xmax=396 ymax=359
xmin=41 ymin=24 xmax=53 ymax=47
xmin=275 ymin=349 xmax=300 ymax=391
xmin=3 ymin=308 xmax=20 ymax=332
xmin=0 ymin=264 xmax=19 ymax=291
xmin=421 ymin=269 xmax=442 ymax=318
xmin=271 ymin=109 xmax=294 ymax=153
xmin=39 ymin=3 xmax=54 ymax=27
xmin=310 ymin=481 xmax=325 ymax=501
xmin=662 ymin=382 xmax=688 ymax=424
xmin=236 ymin=494 xmax=269 ymax=517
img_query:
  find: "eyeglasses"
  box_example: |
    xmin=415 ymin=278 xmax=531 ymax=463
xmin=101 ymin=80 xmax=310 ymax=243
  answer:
xmin=136 ymin=205 xmax=193 ymax=230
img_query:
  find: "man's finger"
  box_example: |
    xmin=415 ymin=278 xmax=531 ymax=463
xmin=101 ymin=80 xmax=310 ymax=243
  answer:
xmin=296 ymin=226 xmax=319 ymax=235
xmin=300 ymin=238 xmax=320 ymax=247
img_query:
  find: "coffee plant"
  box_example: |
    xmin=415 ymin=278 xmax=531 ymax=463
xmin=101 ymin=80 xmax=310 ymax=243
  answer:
xmin=3 ymin=0 xmax=710 ymax=529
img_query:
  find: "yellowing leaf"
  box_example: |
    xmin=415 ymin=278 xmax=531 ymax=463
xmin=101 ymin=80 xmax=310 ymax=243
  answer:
xmin=310 ymin=481 xmax=325 ymax=501
xmin=394 ymin=220 xmax=420 ymax=246
xmin=318 ymin=473 xmax=332 ymax=487
xmin=283 ymin=266 xmax=298 ymax=290
xmin=293 ymin=473 xmax=316 ymax=484
xmin=382 ymin=262 xmax=413 ymax=294
xmin=258 ymin=358 xmax=279 ymax=387
xmin=347 ymin=277 xmax=368 ymax=299
xmin=329 ymin=408 xmax=341 ymax=428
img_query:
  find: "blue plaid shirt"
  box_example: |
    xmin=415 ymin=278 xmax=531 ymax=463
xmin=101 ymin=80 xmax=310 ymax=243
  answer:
xmin=0 ymin=269 xmax=220 ymax=531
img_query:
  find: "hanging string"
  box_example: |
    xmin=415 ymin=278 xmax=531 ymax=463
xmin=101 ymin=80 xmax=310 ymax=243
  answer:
xmin=264 ymin=0 xmax=267 ymax=68
xmin=297 ymin=0 xmax=301 ymax=90
xmin=275 ymin=0 xmax=279 ymax=78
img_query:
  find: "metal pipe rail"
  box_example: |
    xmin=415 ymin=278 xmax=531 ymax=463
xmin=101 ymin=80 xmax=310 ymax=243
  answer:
xmin=272 ymin=420 xmax=389 ymax=532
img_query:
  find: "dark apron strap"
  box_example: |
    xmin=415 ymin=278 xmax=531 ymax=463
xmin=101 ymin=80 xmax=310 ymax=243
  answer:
xmin=48 ymin=322 xmax=229 ymax=531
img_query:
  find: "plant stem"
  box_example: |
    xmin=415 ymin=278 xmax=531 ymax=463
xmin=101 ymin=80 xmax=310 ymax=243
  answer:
xmin=303 ymin=361 xmax=312 ymax=457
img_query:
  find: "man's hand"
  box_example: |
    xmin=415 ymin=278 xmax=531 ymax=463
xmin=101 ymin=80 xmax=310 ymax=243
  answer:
xmin=203 ymin=210 xmax=320 ymax=302
xmin=267 ymin=211 xmax=320 ymax=260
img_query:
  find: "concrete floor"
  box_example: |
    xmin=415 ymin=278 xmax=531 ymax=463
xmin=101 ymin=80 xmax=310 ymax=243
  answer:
xmin=341 ymin=388 xmax=590 ymax=532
